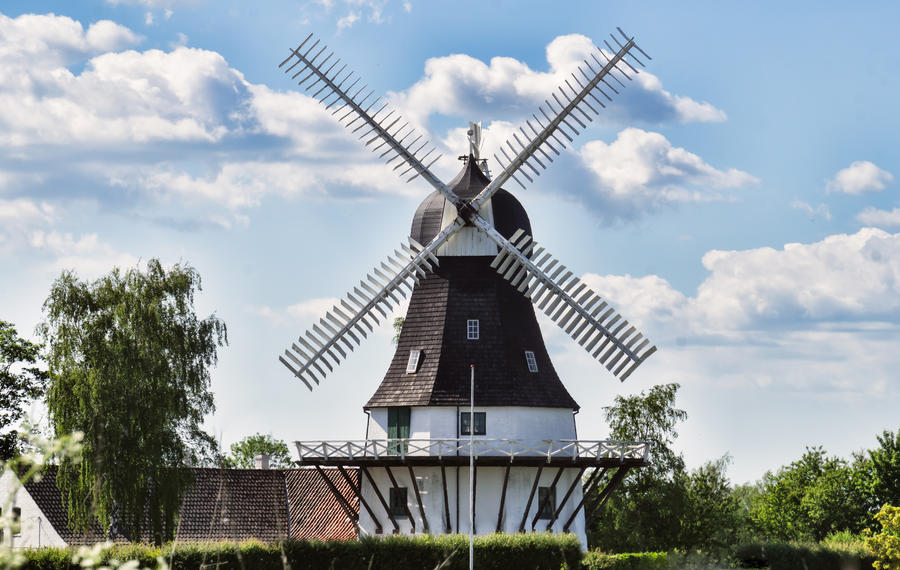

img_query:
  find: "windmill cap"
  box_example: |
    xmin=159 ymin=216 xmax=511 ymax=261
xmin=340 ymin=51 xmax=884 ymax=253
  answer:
xmin=410 ymin=158 xmax=533 ymax=245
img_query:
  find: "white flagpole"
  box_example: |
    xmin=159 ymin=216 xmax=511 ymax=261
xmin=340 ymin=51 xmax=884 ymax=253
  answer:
xmin=469 ymin=363 xmax=475 ymax=570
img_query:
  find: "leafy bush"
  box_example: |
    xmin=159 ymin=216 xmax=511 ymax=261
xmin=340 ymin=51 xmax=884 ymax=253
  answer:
xmin=19 ymin=533 xmax=583 ymax=570
xmin=868 ymin=505 xmax=900 ymax=570
xmin=581 ymin=551 xmax=668 ymax=570
xmin=734 ymin=542 xmax=874 ymax=570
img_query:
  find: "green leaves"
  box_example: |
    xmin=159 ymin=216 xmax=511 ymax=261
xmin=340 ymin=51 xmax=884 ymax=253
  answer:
xmin=0 ymin=319 xmax=48 ymax=460
xmin=223 ymin=433 xmax=293 ymax=469
xmin=40 ymin=259 xmax=227 ymax=544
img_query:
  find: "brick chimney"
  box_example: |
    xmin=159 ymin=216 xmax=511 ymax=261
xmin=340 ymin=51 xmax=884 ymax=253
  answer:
xmin=254 ymin=453 xmax=270 ymax=470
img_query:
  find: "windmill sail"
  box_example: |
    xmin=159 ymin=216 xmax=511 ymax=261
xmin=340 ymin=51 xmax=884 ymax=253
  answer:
xmin=279 ymin=34 xmax=462 ymax=206
xmin=487 ymin=228 xmax=656 ymax=381
xmin=468 ymin=28 xmax=650 ymax=211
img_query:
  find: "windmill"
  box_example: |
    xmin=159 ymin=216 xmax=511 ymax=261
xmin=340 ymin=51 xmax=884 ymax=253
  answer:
xmin=277 ymin=28 xmax=655 ymax=546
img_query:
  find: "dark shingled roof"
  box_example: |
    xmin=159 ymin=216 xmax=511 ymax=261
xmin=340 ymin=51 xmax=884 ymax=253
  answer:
xmin=366 ymin=256 xmax=579 ymax=410
xmin=21 ymin=466 xmax=358 ymax=544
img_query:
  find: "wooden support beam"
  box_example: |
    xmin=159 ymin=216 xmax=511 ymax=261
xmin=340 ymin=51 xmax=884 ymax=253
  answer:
xmin=338 ymin=465 xmax=381 ymax=535
xmin=518 ymin=463 xmax=544 ymax=533
xmin=584 ymin=466 xmax=629 ymax=523
xmin=495 ymin=462 xmax=512 ymax=533
xmin=562 ymin=467 xmax=607 ymax=532
xmin=531 ymin=467 xmax=564 ymax=531
xmin=407 ymin=465 xmax=430 ymax=533
xmin=440 ymin=464 xmax=452 ymax=533
xmin=314 ymin=465 xmax=359 ymax=530
xmin=361 ymin=466 xmax=400 ymax=534
xmin=385 ymin=465 xmax=416 ymax=533
xmin=548 ymin=466 xmax=586 ymax=530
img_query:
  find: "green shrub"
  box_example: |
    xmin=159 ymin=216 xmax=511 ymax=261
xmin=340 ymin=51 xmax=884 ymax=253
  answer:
xmin=734 ymin=542 xmax=875 ymax=570
xmin=581 ymin=551 xmax=668 ymax=570
xmin=19 ymin=533 xmax=583 ymax=570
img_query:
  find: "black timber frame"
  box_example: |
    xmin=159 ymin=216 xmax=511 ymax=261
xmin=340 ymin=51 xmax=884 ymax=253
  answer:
xmin=385 ymin=466 xmax=416 ymax=533
xmin=306 ymin=457 xmax=646 ymax=537
xmin=337 ymin=465 xmax=381 ymax=535
xmin=531 ymin=467 xmax=564 ymax=531
xmin=496 ymin=462 xmax=512 ymax=532
xmin=361 ymin=466 xmax=400 ymax=534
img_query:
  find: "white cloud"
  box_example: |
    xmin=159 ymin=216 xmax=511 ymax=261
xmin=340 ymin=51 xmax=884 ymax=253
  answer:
xmin=29 ymin=230 xmax=138 ymax=278
xmin=790 ymin=199 xmax=831 ymax=221
xmin=571 ymin=228 xmax=900 ymax=397
xmin=391 ymin=34 xmax=727 ymax=130
xmin=826 ymin=161 xmax=893 ymax=194
xmin=145 ymin=12 xmax=154 ymax=26
xmin=857 ymin=207 xmax=900 ymax=229
xmin=578 ymin=127 xmax=757 ymax=207
xmin=337 ymin=11 xmax=360 ymax=30
xmin=403 ymin=2 xmax=412 ymax=13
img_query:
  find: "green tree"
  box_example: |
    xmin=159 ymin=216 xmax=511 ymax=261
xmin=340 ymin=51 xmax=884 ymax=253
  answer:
xmin=0 ymin=320 xmax=48 ymax=460
xmin=872 ymin=430 xmax=900 ymax=509
xmin=590 ymin=383 xmax=689 ymax=552
xmin=39 ymin=259 xmax=227 ymax=544
xmin=679 ymin=456 xmax=742 ymax=552
xmin=869 ymin=504 xmax=900 ymax=570
xmin=392 ymin=317 xmax=404 ymax=345
xmin=223 ymin=433 xmax=292 ymax=469
xmin=747 ymin=447 xmax=873 ymax=541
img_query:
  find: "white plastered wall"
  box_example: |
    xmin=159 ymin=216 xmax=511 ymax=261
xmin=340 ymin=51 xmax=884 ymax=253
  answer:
xmin=435 ymin=198 xmax=498 ymax=257
xmin=0 ymin=469 xmax=67 ymax=548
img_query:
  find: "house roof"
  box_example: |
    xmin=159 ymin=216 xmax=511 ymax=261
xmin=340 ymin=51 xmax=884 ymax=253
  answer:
xmin=21 ymin=465 xmax=358 ymax=544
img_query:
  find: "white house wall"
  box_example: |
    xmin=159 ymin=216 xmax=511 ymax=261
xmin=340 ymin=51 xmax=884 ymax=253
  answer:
xmin=358 ymin=465 xmax=587 ymax=547
xmin=366 ymin=406 xmax=577 ymax=441
xmin=435 ymin=198 xmax=499 ymax=257
xmin=0 ymin=469 xmax=67 ymax=548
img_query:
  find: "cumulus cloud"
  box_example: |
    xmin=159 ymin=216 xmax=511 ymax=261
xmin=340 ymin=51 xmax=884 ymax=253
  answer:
xmin=570 ymin=228 xmax=900 ymax=396
xmin=391 ymin=34 xmax=726 ymax=130
xmin=857 ymin=207 xmax=900 ymax=229
xmin=575 ymin=128 xmax=757 ymax=216
xmin=827 ymin=161 xmax=893 ymax=194
xmin=337 ymin=11 xmax=360 ymax=30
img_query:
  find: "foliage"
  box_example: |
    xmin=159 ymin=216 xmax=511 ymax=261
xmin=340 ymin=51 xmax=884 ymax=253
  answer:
xmin=591 ymin=384 xmax=743 ymax=554
xmin=868 ymin=505 xmax=900 ymax=570
xmin=18 ymin=533 xmax=582 ymax=570
xmin=222 ymin=433 xmax=292 ymax=469
xmin=733 ymin=541 xmax=874 ymax=570
xmin=747 ymin=447 xmax=874 ymax=541
xmin=580 ymin=551 xmax=668 ymax=570
xmin=871 ymin=431 xmax=900 ymax=509
xmin=2 ymin=426 xmax=84 ymax=570
xmin=0 ymin=321 xmax=48 ymax=460
xmin=392 ymin=317 xmax=404 ymax=345
xmin=38 ymin=259 xmax=227 ymax=545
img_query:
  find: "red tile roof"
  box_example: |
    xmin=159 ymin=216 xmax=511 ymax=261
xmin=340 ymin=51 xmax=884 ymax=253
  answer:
xmin=285 ymin=467 xmax=358 ymax=541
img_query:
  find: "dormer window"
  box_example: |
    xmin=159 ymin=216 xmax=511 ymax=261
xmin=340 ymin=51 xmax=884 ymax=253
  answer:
xmin=467 ymin=319 xmax=480 ymax=340
xmin=525 ymin=350 xmax=538 ymax=372
xmin=406 ymin=350 xmax=421 ymax=373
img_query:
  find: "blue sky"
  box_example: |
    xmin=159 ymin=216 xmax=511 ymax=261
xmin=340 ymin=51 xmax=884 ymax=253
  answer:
xmin=2 ymin=0 xmax=899 ymax=484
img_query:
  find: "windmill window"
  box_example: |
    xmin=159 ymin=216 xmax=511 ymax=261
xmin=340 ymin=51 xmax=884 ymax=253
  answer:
xmin=467 ymin=319 xmax=480 ymax=340
xmin=12 ymin=507 xmax=21 ymax=536
xmin=460 ymin=412 xmax=486 ymax=436
xmin=406 ymin=350 xmax=421 ymax=374
xmin=537 ymin=487 xmax=555 ymax=519
xmin=525 ymin=350 xmax=539 ymax=372
xmin=387 ymin=407 xmax=410 ymax=455
xmin=389 ymin=487 xmax=408 ymax=517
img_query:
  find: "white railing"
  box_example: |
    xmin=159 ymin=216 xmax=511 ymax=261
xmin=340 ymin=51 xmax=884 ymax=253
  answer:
xmin=294 ymin=439 xmax=649 ymax=462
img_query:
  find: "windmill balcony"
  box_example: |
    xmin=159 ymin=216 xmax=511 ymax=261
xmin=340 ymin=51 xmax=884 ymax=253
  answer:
xmin=293 ymin=439 xmax=650 ymax=468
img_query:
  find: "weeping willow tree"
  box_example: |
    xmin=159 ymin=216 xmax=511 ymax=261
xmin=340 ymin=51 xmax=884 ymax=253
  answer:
xmin=39 ymin=259 xmax=227 ymax=544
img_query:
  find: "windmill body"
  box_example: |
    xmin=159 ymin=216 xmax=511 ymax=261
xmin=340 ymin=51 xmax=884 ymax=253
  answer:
xmin=278 ymin=29 xmax=655 ymax=547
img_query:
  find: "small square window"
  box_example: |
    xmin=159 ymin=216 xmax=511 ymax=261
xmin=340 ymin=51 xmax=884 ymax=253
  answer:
xmin=12 ymin=507 xmax=21 ymax=537
xmin=537 ymin=487 xmax=555 ymax=519
xmin=389 ymin=487 xmax=408 ymax=517
xmin=467 ymin=319 xmax=479 ymax=340
xmin=460 ymin=412 xmax=486 ymax=436
xmin=525 ymin=350 xmax=538 ymax=373
xmin=406 ymin=350 xmax=421 ymax=374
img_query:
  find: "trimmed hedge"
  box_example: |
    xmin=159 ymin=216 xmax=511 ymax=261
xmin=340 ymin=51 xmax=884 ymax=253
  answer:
xmin=734 ymin=542 xmax=875 ymax=570
xmin=21 ymin=533 xmax=583 ymax=570
xmin=581 ymin=551 xmax=668 ymax=569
